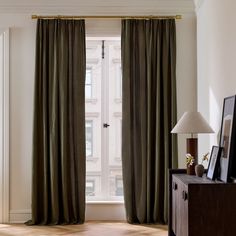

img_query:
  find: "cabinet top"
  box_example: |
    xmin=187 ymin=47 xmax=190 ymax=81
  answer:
xmin=173 ymin=174 xmax=217 ymax=185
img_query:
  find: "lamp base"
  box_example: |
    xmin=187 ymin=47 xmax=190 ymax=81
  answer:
xmin=186 ymin=138 xmax=198 ymax=164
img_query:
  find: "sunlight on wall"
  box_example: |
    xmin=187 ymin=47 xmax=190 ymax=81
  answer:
xmin=0 ymin=34 xmax=3 ymax=222
xmin=198 ymin=88 xmax=221 ymax=167
xmin=209 ymin=88 xmax=221 ymax=146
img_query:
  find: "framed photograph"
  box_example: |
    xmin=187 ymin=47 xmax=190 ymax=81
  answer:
xmin=207 ymin=146 xmax=222 ymax=180
xmin=219 ymin=95 xmax=236 ymax=182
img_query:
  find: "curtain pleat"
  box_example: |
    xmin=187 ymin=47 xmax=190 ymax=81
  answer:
xmin=26 ymin=19 xmax=86 ymax=225
xmin=121 ymin=19 xmax=177 ymax=224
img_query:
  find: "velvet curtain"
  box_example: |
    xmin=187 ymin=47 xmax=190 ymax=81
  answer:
xmin=27 ymin=19 xmax=86 ymax=225
xmin=121 ymin=19 xmax=178 ymax=224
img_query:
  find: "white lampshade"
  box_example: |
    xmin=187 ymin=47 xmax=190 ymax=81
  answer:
xmin=171 ymin=111 xmax=214 ymax=134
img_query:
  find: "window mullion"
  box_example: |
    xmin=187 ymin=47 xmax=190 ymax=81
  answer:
xmin=101 ymin=40 xmax=110 ymax=200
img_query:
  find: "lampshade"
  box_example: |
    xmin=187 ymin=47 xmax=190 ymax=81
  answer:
xmin=171 ymin=111 xmax=214 ymax=134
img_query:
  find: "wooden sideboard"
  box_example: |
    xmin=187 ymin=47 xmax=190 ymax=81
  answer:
xmin=169 ymin=169 xmax=236 ymax=236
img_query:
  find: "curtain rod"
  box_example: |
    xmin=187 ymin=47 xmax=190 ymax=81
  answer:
xmin=31 ymin=15 xmax=182 ymax=20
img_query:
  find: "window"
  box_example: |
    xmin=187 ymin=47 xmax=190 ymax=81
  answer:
xmin=115 ymin=176 xmax=123 ymax=196
xmin=117 ymin=66 xmax=122 ymax=99
xmin=86 ymin=180 xmax=95 ymax=196
xmin=85 ymin=68 xmax=92 ymax=98
xmin=86 ymin=120 xmax=93 ymax=157
xmin=86 ymin=39 xmax=122 ymax=201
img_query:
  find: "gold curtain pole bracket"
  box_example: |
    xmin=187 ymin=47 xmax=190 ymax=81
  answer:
xmin=176 ymin=15 xmax=182 ymax=20
xmin=31 ymin=14 xmax=182 ymax=20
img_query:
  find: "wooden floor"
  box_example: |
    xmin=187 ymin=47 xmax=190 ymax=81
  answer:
xmin=0 ymin=221 xmax=168 ymax=236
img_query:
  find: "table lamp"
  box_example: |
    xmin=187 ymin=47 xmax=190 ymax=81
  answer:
xmin=171 ymin=111 xmax=214 ymax=163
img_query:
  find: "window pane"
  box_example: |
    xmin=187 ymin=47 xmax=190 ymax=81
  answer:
xmin=109 ymin=170 xmax=123 ymax=197
xmin=86 ymin=120 xmax=93 ymax=157
xmin=116 ymin=177 xmax=123 ymax=196
xmin=118 ymin=66 xmax=122 ymax=98
xmin=86 ymin=180 xmax=95 ymax=196
xmin=85 ymin=68 xmax=92 ymax=98
xmin=85 ymin=85 xmax=92 ymax=98
xmin=86 ymin=68 xmax=92 ymax=84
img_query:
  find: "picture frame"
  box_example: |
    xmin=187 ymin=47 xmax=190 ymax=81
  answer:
xmin=207 ymin=146 xmax=222 ymax=180
xmin=219 ymin=95 xmax=236 ymax=182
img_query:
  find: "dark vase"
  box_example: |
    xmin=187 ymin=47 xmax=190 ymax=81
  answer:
xmin=195 ymin=164 xmax=205 ymax=177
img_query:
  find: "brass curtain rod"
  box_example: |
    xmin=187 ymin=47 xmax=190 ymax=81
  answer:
xmin=31 ymin=14 xmax=182 ymax=20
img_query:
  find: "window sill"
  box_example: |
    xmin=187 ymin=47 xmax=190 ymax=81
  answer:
xmin=86 ymin=201 xmax=124 ymax=205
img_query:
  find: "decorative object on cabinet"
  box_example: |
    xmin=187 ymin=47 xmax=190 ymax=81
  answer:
xmin=219 ymin=95 xmax=236 ymax=182
xmin=171 ymin=111 xmax=214 ymax=164
xmin=195 ymin=164 xmax=204 ymax=177
xmin=195 ymin=152 xmax=209 ymax=177
xmin=207 ymin=146 xmax=222 ymax=180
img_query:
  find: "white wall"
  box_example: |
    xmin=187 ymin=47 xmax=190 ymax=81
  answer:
xmin=197 ymin=0 xmax=236 ymax=159
xmin=0 ymin=12 xmax=197 ymax=222
xmin=0 ymin=28 xmax=10 ymax=223
xmin=0 ymin=14 xmax=36 ymax=222
xmin=176 ymin=14 xmax=197 ymax=168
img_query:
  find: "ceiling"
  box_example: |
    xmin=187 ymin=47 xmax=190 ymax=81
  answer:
xmin=0 ymin=0 xmax=195 ymax=15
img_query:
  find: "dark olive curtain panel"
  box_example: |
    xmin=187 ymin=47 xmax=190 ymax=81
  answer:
xmin=121 ymin=19 xmax=178 ymax=224
xmin=27 ymin=19 xmax=86 ymax=225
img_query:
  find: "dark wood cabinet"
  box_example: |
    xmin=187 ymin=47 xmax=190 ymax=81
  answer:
xmin=169 ymin=169 xmax=236 ymax=236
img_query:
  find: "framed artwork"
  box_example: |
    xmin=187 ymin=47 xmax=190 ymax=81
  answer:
xmin=219 ymin=95 xmax=236 ymax=182
xmin=207 ymin=146 xmax=222 ymax=180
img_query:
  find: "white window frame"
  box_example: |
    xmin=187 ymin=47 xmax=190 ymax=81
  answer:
xmin=101 ymin=38 xmax=124 ymax=202
xmin=0 ymin=28 xmax=9 ymax=223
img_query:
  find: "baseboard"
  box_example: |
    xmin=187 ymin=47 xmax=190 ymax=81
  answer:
xmin=9 ymin=204 xmax=126 ymax=223
xmin=9 ymin=209 xmax=31 ymax=223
